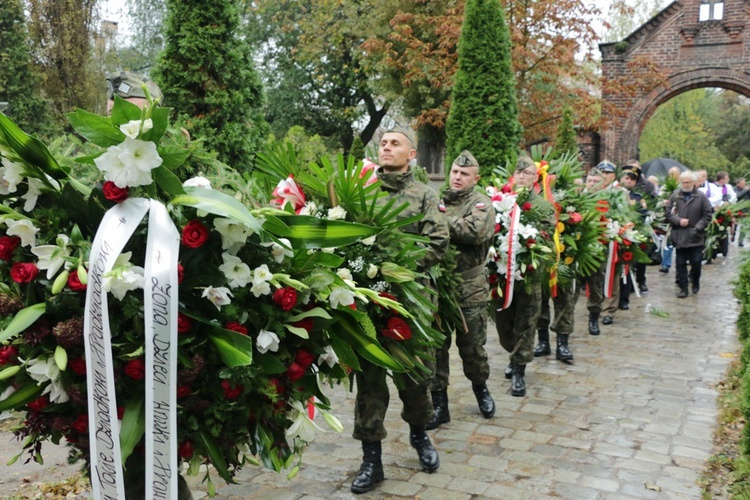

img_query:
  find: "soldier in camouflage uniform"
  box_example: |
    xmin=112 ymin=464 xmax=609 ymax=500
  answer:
xmin=426 ymin=151 xmax=495 ymax=431
xmin=350 ymin=127 xmax=450 ymax=494
xmin=495 ymin=156 xmax=555 ymax=397
xmin=536 ymin=285 xmax=579 ymax=362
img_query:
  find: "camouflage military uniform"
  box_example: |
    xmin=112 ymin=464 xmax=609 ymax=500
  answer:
xmin=353 ymin=168 xmax=449 ymax=442
xmin=430 ymin=186 xmax=494 ymax=392
xmin=538 ymin=283 xmax=582 ymax=336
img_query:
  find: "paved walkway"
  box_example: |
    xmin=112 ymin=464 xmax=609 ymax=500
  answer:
xmin=0 ymin=250 xmax=742 ymax=499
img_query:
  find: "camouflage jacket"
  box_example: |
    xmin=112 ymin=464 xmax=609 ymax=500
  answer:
xmin=442 ymin=187 xmax=494 ymax=303
xmin=377 ymin=169 xmax=450 ymax=269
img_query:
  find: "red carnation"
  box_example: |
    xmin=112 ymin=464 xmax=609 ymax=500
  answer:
xmin=381 ymin=317 xmax=412 ymax=341
xmin=10 ymin=262 xmax=39 ymax=283
xmin=0 ymin=346 xmax=19 ymax=365
xmin=225 ymin=321 xmax=248 ymax=335
xmin=27 ymin=396 xmax=49 ymax=412
xmin=178 ymin=440 xmax=194 ymax=459
xmin=622 ymin=251 xmax=634 ymax=262
xmin=501 ymin=184 xmax=512 ymax=194
xmin=287 ymin=362 xmax=306 ymax=382
xmin=72 ymin=415 xmax=88 ymax=434
xmin=102 ymin=181 xmax=130 ymax=203
xmin=0 ymin=236 xmax=21 ymax=261
xmin=521 ymin=202 xmax=533 ymax=211
xmin=272 ymin=287 xmax=298 ymax=311
xmin=639 ymin=243 xmax=647 ymax=250
xmin=568 ymin=212 xmax=582 ymax=224
xmin=177 ymin=385 xmax=192 ymax=398
xmin=177 ymin=314 xmax=193 ymax=334
xmin=177 ymin=263 xmax=184 ymax=284
xmin=738 ymin=211 xmax=745 ymax=217
xmin=67 ymin=271 xmax=87 ymax=292
xmin=124 ymin=358 xmax=146 ymax=380
xmin=69 ymin=357 xmax=87 ymax=375
xmin=221 ymin=380 xmax=243 ymax=399
xmin=181 ymin=220 xmax=209 ymax=248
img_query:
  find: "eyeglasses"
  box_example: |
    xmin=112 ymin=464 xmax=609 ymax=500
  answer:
xmin=514 ymin=170 xmax=537 ymax=177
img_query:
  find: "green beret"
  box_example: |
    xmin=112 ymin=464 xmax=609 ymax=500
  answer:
xmin=453 ymin=150 xmax=478 ymax=168
xmin=106 ymin=71 xmax=163 ymax=103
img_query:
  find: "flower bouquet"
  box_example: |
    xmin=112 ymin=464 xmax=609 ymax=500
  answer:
xmin=704 ymin=200 xmax=750 ymax=257
xmin=0 ymin=97 xmax=398 ymax=497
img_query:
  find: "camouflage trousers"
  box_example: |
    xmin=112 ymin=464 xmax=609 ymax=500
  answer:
xmin=494 ymin=282 xmax=542 ymax=365
xmin=353 ymin=353 xmax=435 ymax=442
xmin=538 ymin=283 xmax=581 ymax=335
xmin=431 ymin=304 xmax=490 ymax=392
xmin=581 ymin=261 xmax=620 ymax=317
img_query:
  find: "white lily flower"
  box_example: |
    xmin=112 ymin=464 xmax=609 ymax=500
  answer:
xmin=103 ymin=265 xmax=145 ymax=300
xmin=327 ymin=206 xmax=347 ymax=220
xmin=516 ymin=223 xmax=539 ymax=240
xmin=25 ymin=357 xmax=70 ymax=403
xmin=263 ymin=238 xmax=293 ymax=263
xmin=219 ymin=253 xmax=252 ymax=288
xmin=31 ymin=234 xmax=71 ymax=279
xmin=256 ymin=329 xmax=280 ymax=353
xmin=250 ymin=280 xmax=271 ymax=297
xmin=21 ymin=178 xmax=45 ymax=212
xmin=202 ymin=286 xmax=233 ymax=310
xmin=252 ymin=264 xmax=273 ymax=284
xmin=361 ymin=235 xmax=376 ymax=246
xmin=366 ymin=264 xmax=378 ymax=279
xmin=0 ymin=158 xmax=24 ymax=194
xmin=95 ymin=138 xmax=162 ymax=188
xmin=285 ymin=400 xmax=325 ymax=442
xmin=182 ymin=176 xmax=212 ymax=189
xmin=0 ymin=385 xmax=16 ymax=402
xmin=119 ymin=118 xmax=153 ymax=139
xmin=318 ymin=345 xmax=339 ymax=368
xmin=329 ymin=286 xmax=356 ymax=309
xmin=214 ymin=218 xmax=252 ymax=250
xmin=6 ymin=219 xmax=39 ymax=247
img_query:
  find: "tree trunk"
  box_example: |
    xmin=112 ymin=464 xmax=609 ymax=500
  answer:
xmin=417 ymin=124 xmax=446 ymax=176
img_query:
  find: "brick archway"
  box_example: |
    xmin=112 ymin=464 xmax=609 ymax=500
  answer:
xmin=600 ymin=0 xmax=750 ymax=165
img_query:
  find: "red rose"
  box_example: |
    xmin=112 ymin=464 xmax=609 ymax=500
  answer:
xmin=717 ymin=216 xmax=725 ymax=225
xmin=177 ymin=314 xmax=193 ymax=334
xmin=221 ymin=380 xmax=243 ymax=399
xmin=225 ymin=321 xmax=248 ymax=335
xmin=488 ymin=274 xmax=498 ymax=285
xmin=287 ymin=361 xmax=306 ymax=382
xmin=622 ymin=251 xmax=634 ymax=262
xmin=69 ymin=357 xmax=87 ymax=375
xmin=292 ymin=317 xmax=314 ymax=333
xmin=738 ymin=211 xmax=745 ymax=217
xmin=494 ymin=223 xmax=502 ymax=233
xmin=272 ymin=287 xmax=298 ymax=311
xmin=181 ymin=220 xmax=209 ymax=248
xmin=102 ymin=181 xmax=130 ymax=202
xmin=72 ymin=415 xmax=88 ymax=434
xmin=117 ymin=406 xmax=125 ymax=420
xmin=381 ymin=316 xmax=412 ymax=341
xmin=0 ymin=236 xmax=20 ymax=261
xmin=67 ymin=271 xmax=87 ymax=291
xmin=178 ymin=440 xmax=194 ymax=459
xmin=526 ymin=238 xmax=536 ymax=248
xmin=177 ymin=385 xmax=192 ymax=398
xmin=0 ymin=346 xmax=19 ymax=365
xmin=521 ymin=202 xmax=533 ymax=211
xmin=294 ymin=349 xmax=315 ymax=369
xmin=124 ymin=358 xmax=146 ymax=380
xmin=10 ymin=262 xmax=39 ymax=283
xmin=501 ymin=184 xmax=512 ymax=194
xmin=27 ymin=396 xmax=49 ymax=412
xmin=568 ymin=212 xmax=582 ymax=224
xmin=177 ymin=263 xmax=184 ymax=284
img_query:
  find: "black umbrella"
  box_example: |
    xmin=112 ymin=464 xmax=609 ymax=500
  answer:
xmin=641 ymin=158 xmax=688 ymax=179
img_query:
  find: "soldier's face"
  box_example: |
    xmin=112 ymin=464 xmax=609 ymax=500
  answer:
xmin=378 ymin=133 xmax=416 ymax=173
xmin=586 ymin=175 xmax=604 ymax=191
xmin=513 ymin=168 xmax=538 ymax=188
xmin=620 ymin=175 xmax=636 ymax=189
xmin=449 ymin=164 xmax=480 ymax=191
xmin=107 ymin=96 xmax=149 ymax=115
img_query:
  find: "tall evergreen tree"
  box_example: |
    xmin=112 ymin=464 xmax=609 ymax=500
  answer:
xmin=445 ymin=0 xmax=521 ymax=179
xmin=554 ymin=106 xmax=579 ymax=158
xmin=155 ymin=0 xmax=268 ymax=171
xmin=0 ymin=0 xmax=53 ymax=136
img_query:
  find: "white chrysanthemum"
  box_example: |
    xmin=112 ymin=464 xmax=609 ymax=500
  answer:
xmin=31 ymin=234 xmax=71 ymax=280
xmin=6 ymin=219 xmax=39 ymax=247
xmin=327 ymin=206 xmax=347 ymax=220
xmin=285 ymin=400 xmax=325 ymax=442
xmin=366 ymin=264 xmax=378 ymax=279
xmin=0 ymin=158 xmax=25 ymax=194
xmin=219 ymin=253 xmax=252 ymax=288
xmin=182 ymin=176 xmax=212 ymax=189
xmin=103 ymin=265 xmax=145 ymax=300
xmin=318 ymin=345 xmax=339 ymax=368
xmin=214 ymin=218 xmax=252 ymax=251
xmin=329 ymin=286 xmax=356 ymax=309
xmin=202 ymin=286 xmax=233 ymax=310
xmin=119 ymin=118 xmax=153 ymax=139
xmin=256 ymin=329 xmax=280 ymax=354
xmin=298 ymin=201 xmax=318 ymax=216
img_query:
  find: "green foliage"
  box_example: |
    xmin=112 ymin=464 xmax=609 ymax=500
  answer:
xmin=155 ymin=0 xmax=269 ymax=173
xmin=732 ymin=254 xmax=750 ymax=457
xmin=0 ymin=0 xmax=56 ymax=137
xmin=445 ymin=0 xmax=522 ymax=180
xmin=349 ymin=135 xmax=365 ymax=163
xmin=553 ymin=107 xmax=579 ymax=159
xmin=271 ymin=126 xmax=334 ymax=170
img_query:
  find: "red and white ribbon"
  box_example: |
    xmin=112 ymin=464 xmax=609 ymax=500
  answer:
xmin=498 ymin=204 xmax=521 ymax=310
xmin=603 ymin=240 xmax=618 ymax=298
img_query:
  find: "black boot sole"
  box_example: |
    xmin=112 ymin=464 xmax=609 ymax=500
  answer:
xmin=426 ymin=415 xmax=450 ymax=430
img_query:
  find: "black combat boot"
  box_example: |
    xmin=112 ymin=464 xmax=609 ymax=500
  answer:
xmin=534 ymin=328 xmax=551 ymax=356
xmin=556 ymin=334 xmax=573 ymax=363
xmin=472 ymin=383 xmax=496 ymax=418
xmin=426 ymin=389 xmax=450 ymax=430
xmin=504 ymin=362 xmax=513 ymax=379
xmin=510 ymin=363 xmax=526 ymax=397
xmin=351 ymin=441 xmax=384 ymax=494
xmin=588 ymin=313 xmax=600 ymax=336
xmin=409 ymin=425 xmax=440 ymax=473
xmin=677 ymin=287 xmax=688 ymax=298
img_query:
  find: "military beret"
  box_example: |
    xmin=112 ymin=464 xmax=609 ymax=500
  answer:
xmin=106 ymin=71 xmax=163 ymax=103
xmin=515 ymin=155 xmax=536 ymax=172
xmin=453 ymin=150 xmax=478 ymax=168
xmin=383 ymin=126 xmax=416 ymax=148
xmin=596 ymin=160 xmax=617 ymax=173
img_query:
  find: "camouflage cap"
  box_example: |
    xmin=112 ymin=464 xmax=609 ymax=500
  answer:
xmin=383 ymin=125 xmax=416 ymax=148
xmin=453 ymin=150 xmax=478 ymax=168
xmin=515 ymin=155 xmax=536 ymax=172
xmin=106 ymin=71 xmax=163 ymax=103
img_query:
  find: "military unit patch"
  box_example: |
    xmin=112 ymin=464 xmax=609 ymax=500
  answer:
xmin=438 ymin=203 xmax=446 ymax=212
xmin=475 ymin=202 xmax=487 ymax=210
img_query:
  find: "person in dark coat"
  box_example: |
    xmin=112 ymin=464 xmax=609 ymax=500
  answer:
xmin=664 ymin=171 xmax=713 ymax=298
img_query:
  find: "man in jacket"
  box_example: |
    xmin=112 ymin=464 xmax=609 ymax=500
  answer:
xmin=665 ymin=171 xmax=713 ymax=298
xmin=427 ymin=150 xmax=495 ymax=430
xmin=350 ymin=127 xmax=449 ymax=494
